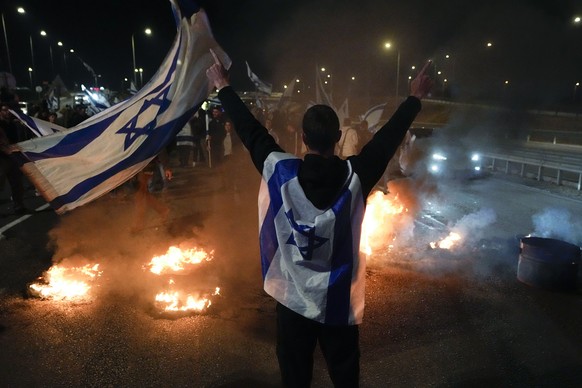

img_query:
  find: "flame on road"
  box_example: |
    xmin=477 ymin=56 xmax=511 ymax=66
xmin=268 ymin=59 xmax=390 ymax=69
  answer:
xmin=430 ymin=232 xmax=462 ymax=250
xmin=29 ymin=263 xmax=102 ymax=301
xmin=145 ymin=246 xmax=214 ymax=275
xmin=361 ymin=191 xmax=407 ymax=255
xmin=146 ymin=245 xmax=220 ymax=313
xmin=155 ymin=280 xmax=220 ymax=312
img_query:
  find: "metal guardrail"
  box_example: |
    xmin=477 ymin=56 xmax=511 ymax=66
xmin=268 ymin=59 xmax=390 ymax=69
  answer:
xmin=481 ymin=151 xmax=582 ymax=191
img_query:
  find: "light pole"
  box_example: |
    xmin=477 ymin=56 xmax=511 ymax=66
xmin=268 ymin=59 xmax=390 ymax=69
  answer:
xmin=138 ymin=68 xmax=144 ymax=87
xmin=1 ymin=12 xmax=12 ymax=74
xmin=574 ymin=82 xmax=580 ymax=102
xmin=1 ymin=7 xmax=25 ymax=76
xmin=384 ymin=42 xmax=400 ymax=97
xmin=131 ymin=28 xmax=152 ymax=86
xmin=28 ymin=67 xmax=33 ymax=88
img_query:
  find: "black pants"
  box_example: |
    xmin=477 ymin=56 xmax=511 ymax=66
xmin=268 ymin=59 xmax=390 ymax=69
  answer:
xmin=276 ymin=303 xmax=360 ymax=388
xmin=0 ymin=154 xmax=24 ymax=208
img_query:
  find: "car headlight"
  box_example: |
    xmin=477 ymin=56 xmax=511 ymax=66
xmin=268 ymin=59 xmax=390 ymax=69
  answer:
xmin=471 ymin=153 xmax=480 ymax=162
xmin=430 ymin=164 xmax=440 ymax=173
xmin=432 ymin=153 xmax=447 ymax=161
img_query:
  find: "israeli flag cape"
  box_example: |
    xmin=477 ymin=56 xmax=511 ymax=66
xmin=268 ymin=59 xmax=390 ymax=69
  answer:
xmin=259 ymin=152 xmax=366 ymax=325
xmin=13 ymin=0 xmax=230 ymax=214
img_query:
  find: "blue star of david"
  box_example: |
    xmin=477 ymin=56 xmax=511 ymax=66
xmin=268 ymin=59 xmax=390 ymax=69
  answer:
xmin=117 ymin=84 xmax=172 ymax=150
xmin=285 ymin=209 xmax=329 ymax=261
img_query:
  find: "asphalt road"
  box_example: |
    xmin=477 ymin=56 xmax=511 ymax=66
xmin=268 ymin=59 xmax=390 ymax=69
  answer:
xmin=1 ymin=155 xmax=582 ymax=387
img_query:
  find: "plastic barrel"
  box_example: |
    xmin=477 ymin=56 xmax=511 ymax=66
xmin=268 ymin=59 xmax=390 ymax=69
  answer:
xmin=518 ymin=237 xmax=581 ymax=291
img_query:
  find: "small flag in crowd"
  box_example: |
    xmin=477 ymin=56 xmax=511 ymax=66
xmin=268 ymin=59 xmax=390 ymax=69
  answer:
xmin=13 ymin=0 xmax=231 ymax=214
xmin=81 ymin=84 xmax=110 ymax=115
xmin=9 ymin=109 xmax=65 ymax=137
xmin=246 ymin=61 xmax=272 ymax=95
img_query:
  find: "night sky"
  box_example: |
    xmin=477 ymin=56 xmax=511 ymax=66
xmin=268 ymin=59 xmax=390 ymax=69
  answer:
xmin=1 ymin=0 xmax=581 ymax=109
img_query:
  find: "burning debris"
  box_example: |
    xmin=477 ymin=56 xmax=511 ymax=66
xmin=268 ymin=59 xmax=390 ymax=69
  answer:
xmin=429 ymin=208 xmax=496 ymax=251
xmin=144 ymin=244 xmax=220 ymax=314
xmin=144 ymin=245 xmax=214 ymax=275
xmin=29 ymin=263 xmax=103 ymax=301
xmin=155 ymin=280 xmax=220 ymax=313
xmin=430 ymin=232 xmax=462 ymax=250
xmin=361 ymin=190 xmax=408 ymax=256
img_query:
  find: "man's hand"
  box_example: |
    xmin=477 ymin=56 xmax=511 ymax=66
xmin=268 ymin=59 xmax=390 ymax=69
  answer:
xmin=1 ymin=144 xmax=22 ymax=154
xmin=410 ymin=60 xmax=434 ymax=100
xmin=164 ymin=168 xmax=173 ymax=181
xmin=206 ymin=48 xmax=230 ymax=91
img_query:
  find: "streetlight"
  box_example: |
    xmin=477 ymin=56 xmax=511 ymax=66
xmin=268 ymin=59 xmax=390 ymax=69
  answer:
xmin=574 ymin=82 xmax=580 ymax=102
xmin=131 ymin=28 xmax=152 ymax=86
xmin=1 ymin=7 xmax=25 ymax=75
xmin=39 ymin=30 xmax=55 ymax=78
xmin=138 ymin=68 xmax=144 ymax=87
xmin=28 ymin=67 xmax=33 ymax=88
xmin=383 ymin=41 xmax=401 ymax=97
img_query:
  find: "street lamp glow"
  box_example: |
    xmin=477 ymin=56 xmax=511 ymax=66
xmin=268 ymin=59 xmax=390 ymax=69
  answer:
xmin=132 ymin=28 xmax=153 ymax=85
xmin=486 ymin=42 xmax=493 ymax=47
xmin=320 ymin=67 xmax=326 ymax=72
xmin=351 ymin=76 xmax=355 ymax=80
xmin=574 ymin=16 xmax=581 ymax=23
xmin=445 ymin=54 xmax=450 ymax=59
xmin=57 ymin=41 xmax=63 ymax=46
xmin=383 ymin=41 xmax=401 ymax=96
xmin=69 ymin=49 xmax=74 ymax=53
xmin=296 ymin=79 xmax=300 ymax=83
xmin=17 ymin=7 xmax=25 ymax=14
xmin=411 ymin=65 xmax=416 ymax=70
xmin=504 ymin=80 xmax=509 ymax=84
xmin=40 ymin=30 xmax=47 ymax=36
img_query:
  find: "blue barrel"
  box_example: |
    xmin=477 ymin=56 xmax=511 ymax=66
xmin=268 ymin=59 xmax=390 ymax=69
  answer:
xmin=518 ymin=237 xmax=581 ymax=291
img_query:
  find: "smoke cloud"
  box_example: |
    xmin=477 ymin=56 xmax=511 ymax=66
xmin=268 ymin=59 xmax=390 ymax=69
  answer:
xmin=531 ymin=207 xmax=582 ymax=247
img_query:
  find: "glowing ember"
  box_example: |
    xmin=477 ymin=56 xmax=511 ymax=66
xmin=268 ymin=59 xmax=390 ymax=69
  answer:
xmin=361 ymin=191 xmax=407 ymax=255
xmin=29 ymin=264 xmax=102 ymax=301
xmin=145 ymin=246 xmax=214 ymax=275
xmin=430 ymin=232 xmax=462 ymax=250
xmin=155 ymin=282 xmax=220 ymax=312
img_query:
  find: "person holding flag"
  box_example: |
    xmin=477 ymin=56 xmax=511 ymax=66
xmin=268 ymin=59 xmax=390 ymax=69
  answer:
xmin=206 ymin=50 xmax=433 ymax=387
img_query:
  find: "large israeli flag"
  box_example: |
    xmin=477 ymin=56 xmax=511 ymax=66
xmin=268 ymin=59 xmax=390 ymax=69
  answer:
xmin=13 ymin=0 xmax=231 ymax=214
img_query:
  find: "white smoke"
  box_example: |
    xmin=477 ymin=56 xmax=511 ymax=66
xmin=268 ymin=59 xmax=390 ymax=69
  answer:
xmin=531 ymin=207 xmax=582 ymax=247
xmin=450 ymin=208 xmax=497 ymax=242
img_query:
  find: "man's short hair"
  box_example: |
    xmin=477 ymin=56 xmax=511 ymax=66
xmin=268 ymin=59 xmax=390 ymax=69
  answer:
xmin=302 ymin=105 xmax=340 ymax=153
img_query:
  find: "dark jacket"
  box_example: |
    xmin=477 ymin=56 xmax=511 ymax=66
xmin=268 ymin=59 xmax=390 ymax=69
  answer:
xmin=217 ymin=86 xmax=421 ymax=208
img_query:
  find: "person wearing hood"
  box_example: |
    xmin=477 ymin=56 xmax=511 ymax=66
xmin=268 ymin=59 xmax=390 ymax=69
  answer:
xmin=206 ymin=50 xmax=433 ymax=387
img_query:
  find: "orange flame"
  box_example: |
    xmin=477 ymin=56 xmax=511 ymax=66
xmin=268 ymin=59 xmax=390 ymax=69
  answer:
xmin=147 ymin=245 xmax=220 ymax=313
xmin=145 ymin=246 xmax=214 ymax=275
xmin=430 ymin=232 xmax=462 ymax=250
xmin=361 ymin=191 xmax=407 ymax=255
xmin=29 ymin=263 xmax=102 ymax=301
xmin=155 ymin=282 xmax=220 ymax=312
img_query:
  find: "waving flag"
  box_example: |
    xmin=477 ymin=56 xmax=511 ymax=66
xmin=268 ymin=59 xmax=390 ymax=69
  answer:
xmin=13 ymin=0 xmax=231 ymax=214
xmin=81 ymin=84 xmax=111 ymax=115
xmin=246 ymin=61 xmax=272 ymax=94
xmin=10 ymin=109 xmax=65 ymax=137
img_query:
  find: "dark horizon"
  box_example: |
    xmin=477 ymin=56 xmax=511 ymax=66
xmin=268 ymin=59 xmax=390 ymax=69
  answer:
xmin=1 ymin=0 xmax=581 ymax=110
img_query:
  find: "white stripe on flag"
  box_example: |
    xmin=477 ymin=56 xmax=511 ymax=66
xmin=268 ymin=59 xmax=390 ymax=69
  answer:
xmin=14 ymin=0 xmax=231 ymax=214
